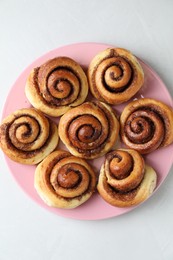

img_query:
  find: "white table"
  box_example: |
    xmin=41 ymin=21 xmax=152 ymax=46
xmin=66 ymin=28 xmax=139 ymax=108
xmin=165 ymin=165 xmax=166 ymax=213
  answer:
xmin=1 ymin=1 xmax=173 ymax=259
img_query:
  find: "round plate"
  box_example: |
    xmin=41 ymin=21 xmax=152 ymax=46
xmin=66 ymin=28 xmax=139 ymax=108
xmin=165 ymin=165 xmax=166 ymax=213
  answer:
xmin=2 ymin=42 xmax=173 ymax=220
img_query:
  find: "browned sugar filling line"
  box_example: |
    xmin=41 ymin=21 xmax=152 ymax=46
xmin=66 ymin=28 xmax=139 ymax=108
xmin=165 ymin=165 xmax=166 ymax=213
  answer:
xmin=124 ymin=106 xmax=166 ymax=144
xmin=106 ymin=152 xmax=134 ymax=180
xmin=3 ymin=114 xmax=41 ymax=147
xmin=66 ymin=113 xmax=110 ymax=156
xmin=102 ymin=62 xmax=134 ymax=93
xmin=91 ymin=49 xmax=137 ymax=88
xmin=91 ymin=52 xmax=117 ymax=99
xmin=102 ymin=174 xmax=141 ymax=202
xmin=44 ymin=153 xmax=72 ymax=181
xmin=67 ymin=114 xmax=102 ymax=149
xmin=47 ymin=78 xmax=75 ymax=101
xmin=9 ymin=123 xmax=38 ymax=150
xmin=134 ymin=105 xmax=167 ymax=120
xmin=36 ymin=66 xmax=82 ymax=107
xmin=124 ymin=115 xmax=156 ymax=144
xmin=4 ymin=117 xmax=54 ymax=158
xmin=48 ymin=166 xmax=93 ymax=201
xmin=33 ymin=66 xmax=39 ymax=84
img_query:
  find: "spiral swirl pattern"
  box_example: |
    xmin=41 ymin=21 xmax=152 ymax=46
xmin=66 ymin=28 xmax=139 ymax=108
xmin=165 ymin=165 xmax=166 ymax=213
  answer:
xmin=25 ymin=57 xmax=88 ymax=117
xmin=34 ymin=150 xmax=97 ymax=209
xmin=58 ymin=101 xmax=120 ymax=159
xmin=0 ymin=108 xmax=59 ymax=164
xmin=88 ymin=48 xmax=144 ymax=104
xmin=120 ymin=98 xmax=173 ymax=154
xmin=97 ymin=149 xmax=157 ymax=207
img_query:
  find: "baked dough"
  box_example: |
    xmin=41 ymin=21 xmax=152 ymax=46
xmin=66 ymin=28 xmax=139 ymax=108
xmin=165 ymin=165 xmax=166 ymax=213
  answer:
xmin=97 ymin=149 xmax=157 ymax=207
xmin=0 ymin=108 xmax=59 ymax=164
xmin=88 ymin=47 xmax=144 ymax=104
xmin=34 ymin=150 xmax=97 ymax=209
xmin=25 ymin=56 xmax=88 ymax=117
xmin=120 ymin=98 xmax=173 ymax=154
xmin=58 ymin=101 xmax=120 ymax=159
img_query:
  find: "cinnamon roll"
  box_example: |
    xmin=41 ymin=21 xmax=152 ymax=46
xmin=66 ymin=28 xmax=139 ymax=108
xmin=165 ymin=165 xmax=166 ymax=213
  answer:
xmin=88 ymin=47 xmax=144 ymax=104
xmin=58 ymin=101 xmax=120 ymax=159
xmin=25 ymin=57 xmax=88 ymax=117
xmin=0 ymin=108 xmax=59 ymax=164
xmin=97 ymin=149 xmax=157 ymax=207
xmin=120 ymin=98 xmax=173 ymax=154
xmin=34 ymin=150 xmax=97 ymax=209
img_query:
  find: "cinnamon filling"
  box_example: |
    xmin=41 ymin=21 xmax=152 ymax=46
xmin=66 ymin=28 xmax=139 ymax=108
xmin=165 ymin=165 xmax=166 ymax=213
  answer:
xmin=102 ymin=176 xmax=141 ymax=202
xmin=66 ymin=102 xmax=113 ymax=157
xmin=124 ymin=108 xmax=165 ymax=145
xmin=3 ymin=117 xmax=55 ymax=158
xmin=37 ymin=66 xmax=82 ymax=107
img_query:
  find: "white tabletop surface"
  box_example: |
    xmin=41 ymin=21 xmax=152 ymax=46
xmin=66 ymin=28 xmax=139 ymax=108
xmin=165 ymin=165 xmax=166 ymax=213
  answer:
xmin=1 ymin=1 xmax=173 ymax=259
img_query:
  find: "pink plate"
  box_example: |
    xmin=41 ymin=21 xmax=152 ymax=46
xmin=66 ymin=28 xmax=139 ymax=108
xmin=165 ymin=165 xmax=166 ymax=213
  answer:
xmin=2 ymin=42 xmax=173 ymax=220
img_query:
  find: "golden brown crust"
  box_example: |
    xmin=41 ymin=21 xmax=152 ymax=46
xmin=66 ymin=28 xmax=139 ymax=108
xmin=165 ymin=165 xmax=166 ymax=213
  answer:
xmin=25 ymin=57 xmax=88 ymax=117
xmin=88 ymin=48 xmax=144 ymax=105
xmin=58 ymin=101 xmax=120 ymax=159
xmin=34 ymin=150 xmax=97 ymax=209
xmin=0 ymin=108 xmax=59 ymax=164
xmin=97 ymin=149 xmax=157 ymax=207
xmin=120 ymin=98 xmax=173 ymax=154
